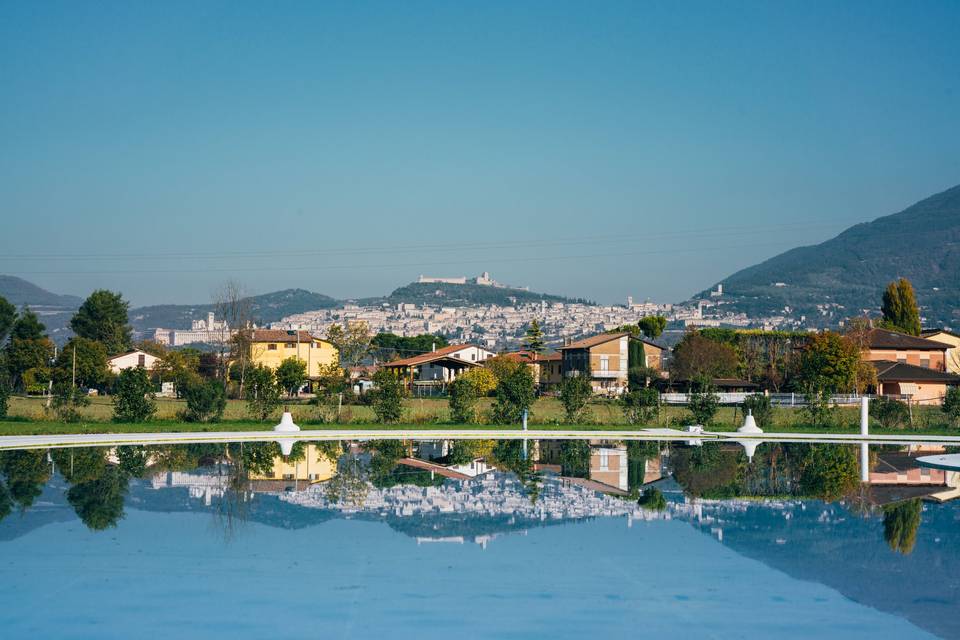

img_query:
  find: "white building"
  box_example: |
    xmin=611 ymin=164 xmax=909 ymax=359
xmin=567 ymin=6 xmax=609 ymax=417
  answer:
xmin=107 ymin=349 xmax=162 ymax=374
xmin=152 ymin=312 xmax=234 ymax=346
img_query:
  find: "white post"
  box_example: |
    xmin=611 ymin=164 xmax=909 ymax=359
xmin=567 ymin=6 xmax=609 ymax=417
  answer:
xmin=860 ymin=396 xmax=869 ymax=436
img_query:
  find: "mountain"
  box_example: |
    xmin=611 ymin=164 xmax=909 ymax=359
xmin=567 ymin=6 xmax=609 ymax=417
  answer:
xmin=0 ymin=275 xmax=82 ymax=308
xmin=129 ymin=288 xmax=339 ymax=333
xmin=698 ymin=183 xmax=960 ymax=327
xmin=361 ymin=281 xmax=592 ymax=307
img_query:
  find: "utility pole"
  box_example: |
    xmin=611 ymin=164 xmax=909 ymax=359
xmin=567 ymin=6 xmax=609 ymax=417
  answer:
xmin=72 ymin=345 xmax=77 ymax=391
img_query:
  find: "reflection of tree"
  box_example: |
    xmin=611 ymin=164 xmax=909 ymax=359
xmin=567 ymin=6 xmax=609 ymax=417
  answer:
xmin=0 ymin=450 xmax=51 ymax=512
xmin=66 ymin=465 xmax=128 ymax=530
xmin=52 ymin=447 xmax=108 ymax=484
xmin=0 ymin=480 xmax=12 ymax=522
xmin=325 ymin=457 xmax=369 ymax=507
xmin=669 ymin=446 xmax=743 ymax=499
xmin=627 ymin=441 xmax=659 ymax=497
xmin=883 ymin=499 xmax=922 ymax=555
xmin=490 ymin=440 xmax=542 ymax=504
xmin=638 ymin=487 xmax=667 ymax=511
xmin=798 ymin=444 xmax=859 ymax=502
xmin=558 ymin=440 xmax=590 ymax=478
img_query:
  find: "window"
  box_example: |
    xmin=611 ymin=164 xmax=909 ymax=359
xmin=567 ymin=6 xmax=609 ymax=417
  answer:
xmin=599 ymin=450 xmax=609 ymax=470
xmin=268 ymin=344 xmax=277 ymax=351
xmin=138 ymin=354 xmax=145 ymax=367
xmin=600 ymin=355 xmax=609 ymax=371
xmin=921 ymin=357 xmax=930 ymax=369
xmin=285 ymin=342 xmax=296 ymax=349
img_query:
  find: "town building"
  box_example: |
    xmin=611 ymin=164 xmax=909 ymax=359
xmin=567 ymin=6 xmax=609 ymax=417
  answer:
xmin=921 ymin=329 xmax=960 ymax=374
xmin=381 ymin=343 xmax=494 ymax=388
xmin=152 ymin=312 xmax=234 ymax=346
xmin=861 ymin=328 xmax=960 ymax=404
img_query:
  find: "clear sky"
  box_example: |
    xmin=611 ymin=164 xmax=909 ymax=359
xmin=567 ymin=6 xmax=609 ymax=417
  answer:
xmin=2 ymin=1 xmax=959 ymax=306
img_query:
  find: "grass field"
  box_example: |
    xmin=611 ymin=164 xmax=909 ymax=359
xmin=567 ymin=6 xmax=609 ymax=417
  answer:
xmin=3 ymin=394 xmax=957 ymax=436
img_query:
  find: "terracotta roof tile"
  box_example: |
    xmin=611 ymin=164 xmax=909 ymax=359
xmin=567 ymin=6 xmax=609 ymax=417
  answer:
xmin=866 ymin=328 xmax=951 ymax=351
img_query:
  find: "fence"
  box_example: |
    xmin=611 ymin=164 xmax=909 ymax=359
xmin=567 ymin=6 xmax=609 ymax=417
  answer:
xmin=659 ymin=392 xmax=909 ymax=407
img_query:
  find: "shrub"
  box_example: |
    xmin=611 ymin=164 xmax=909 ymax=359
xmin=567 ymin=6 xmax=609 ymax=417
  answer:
xmin=742 ymin=394 xmax=773 ymax=428
xmin=942 ymin=387 xmax=960 ymax=427
xmin=246 ymin=365 xmax=281 ymax=421
xmin=459 ymin=368 xmax=497 ymax=396
xmin=179 ymin=379 xmax=227 ymax=423
xmin=112 ymin=367 xmax=156 ymax=423
xmin=621 ymin=387 xmax=660 ymax=425
xmin=802 ymin=389 xmax=837 ymax=427
xmin=51 ymin=382 xmax=90 ymax=423
xmin=0 ymin=369 xmax=10 ymax=418
xmin=687 ymin=388 xmax=719 ymax=426
xmin=491 ymin=365 xmax=535 ymax=425
xmin=370 ymin=369 xmax=406 ymax=424
xmin=276 ymin=357 xmax=308 ymax=397
xmin=870 ymin=395 xmax=911 ymax=429
xmin=558 ymin=374 xmax=592 ymax=424
xmin=449 ymin=376 xmax=479 ymax=423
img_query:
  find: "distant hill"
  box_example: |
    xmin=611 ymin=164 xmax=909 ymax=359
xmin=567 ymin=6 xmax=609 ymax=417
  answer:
xmin=0 ymin=275 xmax=82 ymax=308
xmin=361 ymin=281 xmax=592 ymax=307
xmin=130 ymin=288 xmax=339 ymax=333
xmin=697 ymin=183 xmax=960 ymax=327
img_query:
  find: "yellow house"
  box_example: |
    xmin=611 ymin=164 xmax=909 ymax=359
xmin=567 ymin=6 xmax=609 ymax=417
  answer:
xmin=921 ymin=329 xmax=960 ymax=374
xmin=248 ymin=444 xmax=339 ymax=483
xmin=248 ymin=329 xmax=339 ymax=378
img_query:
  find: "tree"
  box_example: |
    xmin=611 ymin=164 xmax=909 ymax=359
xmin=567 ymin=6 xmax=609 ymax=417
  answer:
xmin=214 ymin=281 xmax=254 ymax=395
xmin=246 ymin=364 xmax=281 ymax=421
xmin=483 ymin=355 xmax=521 ymax=384
xmin=52 ymin=337 xmax=109 ymax=389
xmin=742 ymin=394 xmax=773 ymax=428
xmin=870 ymin=396 xmax=910 ymax=429
xmin=112 ymin=366 xmax=156 ymax=422
xmin=883 ymin=499 xmax=922 ymax=555
xmin=70 ymin=290 xmax=132 ymax=354
xmin=326 ymin=321 xmax=372 ymax=368
xmin=276 ymin=357 xmax=308 ymax=397
xmin=180 ymin=378 xmax=227 ymax=423
xmin=638 ymin=315 xmax=666 ymax=340
xmin=4 ymin=309 xmax=54 ymax=392
xmin=371 ymin=333 xmax=448 ymax=362
xmin=153 ymin=347 xmax=201 ymax=397
xmin=522 ymin=319 xmax=546 ymax=354
xmin=51 ymin=382 xmax=90 ymax=423
xmin=491 ymin=364 xmax=535 ymax=424
xmin=796 ymin=331 xmax=864 ymax=394
xmin=880 ymin=278 xmax=922 ymax=336
xmin=559 ymin=374 xmax=592 ymax=423
xmin=671 ymin=332 xmax=739 ymax=382
xmin=449 ymin=375 xmax=480 ymax=423
xmin=0 ymin=368 xmax=9 ymax=418
xmin=370 ymin=369 xmax=405 ymax=423
xmin=459 ymin=368 xmax=497 ymax=396
xmin=688 ymin=387 xmax=720 ymax=425
xmin=942 ymin=387 xmax=960 ymax=427
xmin=0 ymin=294 xmax=15 ymax=346
xmin=621 ymin=387 xmax=660 ymax=425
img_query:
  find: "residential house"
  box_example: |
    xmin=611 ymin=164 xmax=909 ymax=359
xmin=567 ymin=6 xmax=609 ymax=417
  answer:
xmin=558 ymin=332 xmax=663 ymax=395
xmin=248 ymin=330 xmax=339 ymax=383
xmin=921 ymin=329 xmax=960 ymax=374
xmin=866 ymin=448 xmax=960 ymax=504
xmin=861 ymin=328 xmax=960 ymax=404
xmin=500 ymin=350 xmax=563 ymax=390
xmin=107 ymin=349 xmax=162 ymax=374
xmin=381 ymin=343 xmax=495 ymax=387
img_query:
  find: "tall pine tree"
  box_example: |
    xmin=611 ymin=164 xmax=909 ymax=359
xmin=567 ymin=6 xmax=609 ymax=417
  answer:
xmin=881 ymin=278 xmax=921 ymax=336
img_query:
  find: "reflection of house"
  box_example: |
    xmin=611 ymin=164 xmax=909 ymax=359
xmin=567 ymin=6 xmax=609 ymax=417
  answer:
xmin=107 ymin=349 xmax=161 ymax=374
xmin=921 ymin=329 xmax=960 ymax=374
xmin=249 ymin=330 xmax=339 ymax=380
xmin=589 ymin=446 xmax=629 ymax=492
xmin=382 ymin=344 xmax=494 ymax=386
xmin=868 ymin=449 xmax=960 ymax=504
xmin=559 ymin=332 xmax=663 ymax=395
xmin=248 ymin=444 xmax=339 ymax=484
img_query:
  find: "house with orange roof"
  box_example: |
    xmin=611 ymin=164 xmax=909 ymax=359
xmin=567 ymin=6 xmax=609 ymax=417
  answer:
xmin=381 ymin=343 xmax=495 ymax=387
xmin=558 ymin=332 xmax=663 ymax=395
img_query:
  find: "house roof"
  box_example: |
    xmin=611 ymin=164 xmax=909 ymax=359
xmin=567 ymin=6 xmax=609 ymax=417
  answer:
xmin=250 ymin=329 xmax=323 ymax=344
xmin=559 ymin=332 xmax=662 ymax=351
xmin=106 ymin=349 xmax=158 ymax=363
xmin=870 ymin=360 xmax=960 ymax=383
xmin=922 ymin=328 xmax=960 ymax=340
xmin=382 ymin=343 xmax=485 ymax=368
xmin=500 ymin=350 xmax=562 ymax=363
xmin=866 ymin=328 xmax=951 ymax=351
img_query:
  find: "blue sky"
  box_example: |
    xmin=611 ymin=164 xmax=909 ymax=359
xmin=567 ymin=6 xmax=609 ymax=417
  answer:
xmin=2 ymin=1 xmax=959 ymax=306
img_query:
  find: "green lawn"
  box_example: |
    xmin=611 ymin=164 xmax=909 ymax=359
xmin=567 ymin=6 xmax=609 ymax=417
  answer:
xmin=2 ymin=393 xmax=957 ymax=436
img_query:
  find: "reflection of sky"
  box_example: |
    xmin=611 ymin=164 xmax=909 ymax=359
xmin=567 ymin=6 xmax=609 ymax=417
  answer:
xmin=0 ymin=509 xmax=938 ymax=639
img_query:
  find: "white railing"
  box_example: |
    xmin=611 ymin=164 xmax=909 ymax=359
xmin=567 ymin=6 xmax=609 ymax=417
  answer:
xmin=660 ymin=392 xmax=892 ymax=406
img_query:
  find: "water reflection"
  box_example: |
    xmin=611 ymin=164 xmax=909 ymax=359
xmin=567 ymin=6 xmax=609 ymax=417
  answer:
xmin=1 ymin=438 xmax=958 ymax=638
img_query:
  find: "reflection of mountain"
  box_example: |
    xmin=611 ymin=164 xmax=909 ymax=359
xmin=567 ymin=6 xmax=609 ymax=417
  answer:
xmin=676 ymin=498 xmax=960 ymax=640
xmin=0 ymin=479 xmax=76 ymax=541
